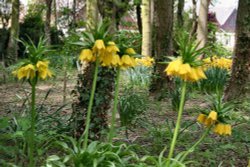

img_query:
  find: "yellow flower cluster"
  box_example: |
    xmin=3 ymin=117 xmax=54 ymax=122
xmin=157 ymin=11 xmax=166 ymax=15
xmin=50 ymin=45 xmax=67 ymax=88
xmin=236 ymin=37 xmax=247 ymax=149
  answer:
xmin=165 ymin=57 xmax=207 ymax=82
xmin=135 ymin=56 xmax=154 ymax=67
xmin=15 ymin=64 xmax=36 ymax=80
xmin=79 ymin=39 xmax=154 ymax=69
xmin=203 ymin=56 xmax=232 ymax=70
xmin=13 ymin=60 xmax=52 ymax=80
xmin=197 ymin=111 xmax=232 ymax=136
xmin=213 ymin=123 xmax=232 ymax=135
xmin=36 ymin=61 xmax=52 ymax=79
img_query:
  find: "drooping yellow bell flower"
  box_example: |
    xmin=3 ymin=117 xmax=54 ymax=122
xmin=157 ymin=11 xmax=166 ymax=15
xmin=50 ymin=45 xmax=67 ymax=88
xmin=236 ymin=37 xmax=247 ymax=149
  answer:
xmin=120 ymin=55 xmax=137 ymax=69
xmin=36 ymin=61 xmax=52 ymax=79
xmin=197 ymin=114 xmax=207 ymax=124
xmin=165 ymin=57 xmax=206 ymax=82
xmin=111 ymin=54 xmax=121 ymax=66
xmin=100 ymin=52 xmax=113 ymax=66
xmin=106 ymin=41 xmax=120 ymax=53
xmin=203 ymin=111 xmax=218 ymax=126
xmin=213 ymin=123 xmax=232 ymax=136
xmin=136 ymin=56 xmax=155 ymax=67
xmin=92 ymin=39 xmax=106 ymax=54
xmin=79 ymin=49 xmax=95 ymax=62
xmin=125 ymin=48 xmax=136 ymax=55
xmin=165 ymin=57 xmax=183 ymax=76
xmin=17 ymin=64 xmax=36 ymax=80
xmin=207 ymin=111 xmax=217 ymax=121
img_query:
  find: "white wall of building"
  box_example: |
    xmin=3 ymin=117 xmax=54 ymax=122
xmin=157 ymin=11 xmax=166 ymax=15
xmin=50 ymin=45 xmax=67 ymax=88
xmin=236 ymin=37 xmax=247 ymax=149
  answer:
xmin=216 ymin=32 xmax=235 ymax=50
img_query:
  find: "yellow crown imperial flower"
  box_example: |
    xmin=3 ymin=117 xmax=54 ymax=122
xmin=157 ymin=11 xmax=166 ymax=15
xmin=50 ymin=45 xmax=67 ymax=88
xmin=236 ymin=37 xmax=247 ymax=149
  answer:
xmin=203 ymin=111 xmax=217 ymax=126
xmin=187 ymin=67 xmax=207 ymax=82
xmin=213 ymin=123 xmax=232 ymax=136
xmin=79 ymin=49 xmax=95 ymax=62
xmin=93 ymin=39 xmax=106 ymax=54
xmin=207 ymin=111 xmax=217 ymax=121
xmin=165 ymin=57 xmax=206 ymax=82
xmin=36 ymin=61 xmax=52 ymax=79
xmin=120 ymin=55 xmax=137 ymax=69
xmin=125 ymin=48 xmax=136 ymax=55
xmin=100 ymin=52 xmax=113 ymax=66
xmin=16 ymin=64 xmax=36 ymax=80
xmin=111 ymin=54 xmax=121 ymax=66
xmin=106 ymin=41 xmax=120 ymax=53
xmin=165 ymin=57 xmax=183 ymax=76
xmin=136 ymin=56 xmax=155 ymax=67
xmin=197 ymin=114 xmax=207 ymax=124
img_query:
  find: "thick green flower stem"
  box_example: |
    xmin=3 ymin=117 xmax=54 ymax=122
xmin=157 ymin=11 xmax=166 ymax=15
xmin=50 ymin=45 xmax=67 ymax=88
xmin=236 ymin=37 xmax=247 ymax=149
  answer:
xmin=167 ymin=81 xmax=187 ymax=166
xmin=83 ymin=59 xmax=100 ymax=149
xmin=29 ymin=82 xmax=36 ymax=167
xmin=108 ymin=67 xmax=121 ymax=143
xmin=180 ymin=127 xmax=211 ymax=162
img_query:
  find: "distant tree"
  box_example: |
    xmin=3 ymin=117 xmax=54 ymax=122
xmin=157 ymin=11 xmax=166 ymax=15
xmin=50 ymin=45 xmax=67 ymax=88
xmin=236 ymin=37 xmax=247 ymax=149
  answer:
xmin=197 ymin=0 xmax=209 ymax=49
xmin=150 ymin=0 xmax=174 ymax=94
xmin=71 ymin=0 xmax=76 ymax=27
xmin=86 ymin=0 xmax=98 ymax=28
xmin=224 ymin=0 xmax=250 ymax=101
xmin=45 ymin=0 xmax=52 ymax=45
xmin=177 ymin=0 xmax=184 ymax=28
xmin=141 ymin=0 xmax=152 ymax=57
xmin=190 ymin=0 xmax=198 ymax=36
xmin=98 ymin=0 xmax=130 ymax=31
xmin=6 ymin=0 xmax=19 ymax=66
xmin=135 ymin=0 xmax=142 ymax=34
xmin=53 ymin=0 xmax=58 ymax=28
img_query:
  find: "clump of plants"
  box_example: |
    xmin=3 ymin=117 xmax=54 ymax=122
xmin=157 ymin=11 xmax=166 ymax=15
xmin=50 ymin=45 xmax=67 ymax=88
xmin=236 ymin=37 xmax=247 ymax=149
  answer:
xmin=162 ymin=32 xmax=234 ymax=166
xmin=11 ymin=37 xmax=53 ymax=166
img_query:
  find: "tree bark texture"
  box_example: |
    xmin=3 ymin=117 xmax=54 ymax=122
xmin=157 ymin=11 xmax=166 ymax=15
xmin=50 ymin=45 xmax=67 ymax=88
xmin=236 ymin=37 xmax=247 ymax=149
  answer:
xmin=191 ymin=0 xmax=198 ymax=36
xmin=197 ymin=0 xmax=209 ymax=49
xmin=6 ymin=0 xmax=19 ymax=66
xmin=45 ymin=0 xmax=52 ymax=45
xmin=136 ymin=3 xmax=142 ymax=34
xmin=141 ymin=0 xmax=152 ymax=57
xmin=97 ymin=0 xmax=130 ymax=31
xmin=150 ymin=0 xmax=174 ymax=94
xmin=177 ymin=0 xmax=184 ymax=28
xmin=224 ymin=0 xmax=250 ymax=101
xmin=53 ymin=0 xmax=58 ymax=28
xmin=87 ymin=0 xmax=98 ymax=28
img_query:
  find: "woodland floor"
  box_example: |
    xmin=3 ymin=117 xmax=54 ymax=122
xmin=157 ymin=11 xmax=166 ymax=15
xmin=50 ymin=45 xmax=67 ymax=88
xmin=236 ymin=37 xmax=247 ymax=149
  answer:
xmin=0 ymin=71 xmax=249 ymax=167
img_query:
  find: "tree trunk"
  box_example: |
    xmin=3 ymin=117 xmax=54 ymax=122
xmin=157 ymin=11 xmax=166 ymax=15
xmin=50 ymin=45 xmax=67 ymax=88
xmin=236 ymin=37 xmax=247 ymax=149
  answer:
xmin=141 ymin=0 xmax=152 ymax=57
xmin=6 ymin=0 xmax=19 ymax=67
xmin=150 ymin=0 xmax=174 ymax=95
xmin=72 ymin=0 xmax=77 ymax=28
xmin=224 ymin=0 xmax=250 ymax=101
xmin=197 ymin=0 xmax=209 ymax=49
xmin=190 ymin=0 xmax=198 ymax=36
xmin=177 ymin=0 xmax=184 ymax=28
xmin=86 ymin=0 xmax=98 ymax=28
xmin=53 ymin=0 xmax=58 ymax=28
xmin=136 ymin=3 xmax=142 ymax=34
xmin=45 ymin=0 xmax=52 ymax=45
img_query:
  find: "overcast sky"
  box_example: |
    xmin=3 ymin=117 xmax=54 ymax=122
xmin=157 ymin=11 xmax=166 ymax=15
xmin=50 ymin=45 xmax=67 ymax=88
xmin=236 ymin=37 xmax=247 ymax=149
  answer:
xmin=20 ymin=0 xmax=239 ymax=7
xmin=213 ymin=0 xmax=238 ymax=7
xmin=20 ymin=0 xmax=239 ymax=24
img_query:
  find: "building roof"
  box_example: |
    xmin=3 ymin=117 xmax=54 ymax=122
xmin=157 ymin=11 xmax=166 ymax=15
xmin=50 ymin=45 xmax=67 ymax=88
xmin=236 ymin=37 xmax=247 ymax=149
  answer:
xmin=220 ymin=8 xmax=237 ymax=32
xmin=210 ymin=7 xmax=237 ymax=32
